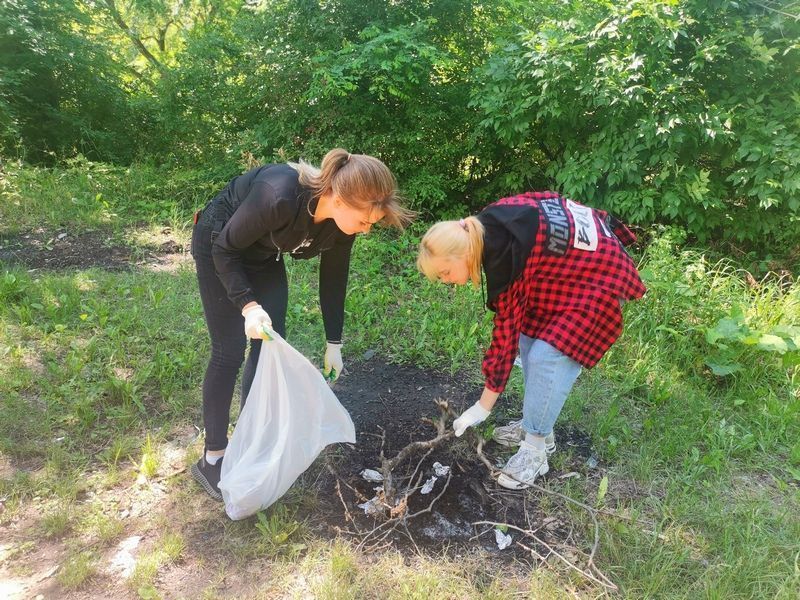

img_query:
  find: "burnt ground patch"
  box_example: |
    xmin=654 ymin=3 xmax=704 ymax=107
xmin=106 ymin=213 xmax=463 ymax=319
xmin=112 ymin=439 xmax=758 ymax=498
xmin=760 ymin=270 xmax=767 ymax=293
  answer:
xmin=300 ymin=355 xmax=602 ymax=560
xmin=0 ymin=227 xmax=187 ymax=271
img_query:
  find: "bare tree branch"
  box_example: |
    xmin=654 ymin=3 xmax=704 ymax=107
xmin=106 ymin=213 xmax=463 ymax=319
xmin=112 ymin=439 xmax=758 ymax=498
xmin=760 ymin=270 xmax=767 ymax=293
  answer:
xmin=102 ymin=0 xmax=167 ymax=74
xmin=156 ymin=19 xmax=175 ymax=53
xmin=754 ymin=1 xmax=800 ymax=20
xmin=379 ymin=398 xmax=453 ymax=507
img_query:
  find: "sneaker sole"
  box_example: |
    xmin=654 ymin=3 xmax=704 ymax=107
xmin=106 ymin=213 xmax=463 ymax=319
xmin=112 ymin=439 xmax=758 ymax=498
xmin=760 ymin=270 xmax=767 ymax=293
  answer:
xmin=191 ymin=462 xmax=223 ymax=501
xmin=496 ymin=463 xmax=549 ymax=490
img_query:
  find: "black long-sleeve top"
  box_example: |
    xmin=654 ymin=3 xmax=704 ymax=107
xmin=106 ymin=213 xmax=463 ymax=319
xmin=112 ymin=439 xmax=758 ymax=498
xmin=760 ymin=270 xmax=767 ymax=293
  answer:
xmin=209 ymin=163 xmax=355 ymax=343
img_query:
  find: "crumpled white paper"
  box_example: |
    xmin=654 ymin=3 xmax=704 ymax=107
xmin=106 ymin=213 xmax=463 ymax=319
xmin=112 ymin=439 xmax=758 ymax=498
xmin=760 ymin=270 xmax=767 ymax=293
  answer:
xmin=495 ymin=528 xmax=512 ymax=550
xmin=420 ymin=476 xmax=438 ymax=494
xmin=432 ymin=462 xmax=450 ymax=477
xmin=360 ymin=468 xmax=384 ymax=482
xmin=358 ymin=496 xmax=383 ymax=516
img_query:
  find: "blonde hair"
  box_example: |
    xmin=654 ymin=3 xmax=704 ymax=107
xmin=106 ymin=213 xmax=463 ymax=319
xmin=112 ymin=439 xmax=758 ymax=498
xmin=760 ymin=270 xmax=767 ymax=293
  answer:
xmin=417 ymin=216 xmax=485 ymax=286
xmin=290 ymin=148 xmax=414 ymax=229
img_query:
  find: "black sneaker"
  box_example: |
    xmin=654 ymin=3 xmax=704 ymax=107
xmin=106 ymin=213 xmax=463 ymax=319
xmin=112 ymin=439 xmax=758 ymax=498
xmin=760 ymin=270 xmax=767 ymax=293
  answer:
xmin=191 ymin=454 xmax=223 ymax=501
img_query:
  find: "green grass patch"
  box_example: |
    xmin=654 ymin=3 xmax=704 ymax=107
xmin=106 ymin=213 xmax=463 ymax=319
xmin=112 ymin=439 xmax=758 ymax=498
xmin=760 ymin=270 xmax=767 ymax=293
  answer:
xmin=128 ymin=531 xmax=185 ymax=594
xmin=1 ymin=159 xmax=222 ymax=235
xmin=57 ymin=550 xmax=97 ymax=589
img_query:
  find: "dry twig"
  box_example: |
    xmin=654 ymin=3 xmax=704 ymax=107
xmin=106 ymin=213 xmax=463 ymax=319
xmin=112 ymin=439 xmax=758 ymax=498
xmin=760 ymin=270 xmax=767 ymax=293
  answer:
xmin=324 ymin=399 xmax=456 ymax=551
xmin=473 ymin=520 xmax=617 ymax=591
xmin=472 ymin=433 xmax=618 ymax=590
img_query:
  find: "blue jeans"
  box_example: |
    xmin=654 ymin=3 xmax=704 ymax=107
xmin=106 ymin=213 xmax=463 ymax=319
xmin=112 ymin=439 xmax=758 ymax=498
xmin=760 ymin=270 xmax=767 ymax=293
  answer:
xmin=518 ymin=336 xmax=582 ymax=437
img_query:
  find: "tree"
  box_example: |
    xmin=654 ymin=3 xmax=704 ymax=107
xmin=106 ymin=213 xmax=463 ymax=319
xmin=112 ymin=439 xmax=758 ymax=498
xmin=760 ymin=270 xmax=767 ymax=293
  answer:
xmin=471 ymin=0 xmax=800 ymax=242
xmin=0 ymin=0 xmax=139 ymax=162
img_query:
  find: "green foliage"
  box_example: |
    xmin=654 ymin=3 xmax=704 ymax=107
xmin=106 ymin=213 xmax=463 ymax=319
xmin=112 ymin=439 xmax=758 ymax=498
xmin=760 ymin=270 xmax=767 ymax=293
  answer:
xmin=0 ymin=0 xmax=144 ymax=162
xmin=578 ymin=225 xmax=799 ymax=483
xmin=303 ymin=17 xmax=472 ymax=214
xmin=596 ymin=475 xmax=608 ymax=506
xmin=254 ymin=506 xmax=307 ymax=559
xmin=471 ymin=0 xmax=800 ymax=243
xmin=159 ymin=0 xmax=510 ymax=214
xmin=0 ymin=271 xmax=28 ymax=305
xmin=705 ymin=308 xmax=800 ymax=377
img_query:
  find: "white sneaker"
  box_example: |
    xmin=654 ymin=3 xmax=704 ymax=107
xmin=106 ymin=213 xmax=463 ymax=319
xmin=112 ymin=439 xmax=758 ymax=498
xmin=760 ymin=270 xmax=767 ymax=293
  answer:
xmin=492 ymin=420 xmax=556 ymax=454
xmin=496 ymin=441 xmax=549 ymax=490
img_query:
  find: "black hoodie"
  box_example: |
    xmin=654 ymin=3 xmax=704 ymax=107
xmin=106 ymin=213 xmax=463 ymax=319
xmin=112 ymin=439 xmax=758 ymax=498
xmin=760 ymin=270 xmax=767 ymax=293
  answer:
xmin=477 ymin=204 xmax=540 ymax=308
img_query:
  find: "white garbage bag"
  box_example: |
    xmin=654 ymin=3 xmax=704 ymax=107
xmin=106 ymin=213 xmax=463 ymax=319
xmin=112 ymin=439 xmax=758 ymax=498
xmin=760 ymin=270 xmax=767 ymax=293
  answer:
xmin=219 ymin=332 xmax=356 ymax=520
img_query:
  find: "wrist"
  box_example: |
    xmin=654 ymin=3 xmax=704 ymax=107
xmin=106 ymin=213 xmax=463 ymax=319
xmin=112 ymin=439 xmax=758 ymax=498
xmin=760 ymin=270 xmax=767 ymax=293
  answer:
xmin=478 ymin=388 xmax=500 ymax=412
xmin=242 ymin=303 xmax=261 ymax=316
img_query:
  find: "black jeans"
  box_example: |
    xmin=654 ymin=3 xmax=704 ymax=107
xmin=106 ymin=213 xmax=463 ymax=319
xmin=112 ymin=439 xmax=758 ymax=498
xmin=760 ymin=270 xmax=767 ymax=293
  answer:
xmin=192 ymin=209 xmax=288 ymax=452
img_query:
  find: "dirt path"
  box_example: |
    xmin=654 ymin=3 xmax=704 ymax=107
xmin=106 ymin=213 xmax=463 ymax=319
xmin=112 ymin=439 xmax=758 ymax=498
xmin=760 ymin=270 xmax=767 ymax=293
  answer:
xmin=0 ymin=227 xmax=189 ymax=272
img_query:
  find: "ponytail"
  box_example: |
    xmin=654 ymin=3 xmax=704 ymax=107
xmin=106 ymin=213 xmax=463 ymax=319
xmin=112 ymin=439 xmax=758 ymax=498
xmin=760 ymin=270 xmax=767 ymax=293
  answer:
xmin=290 ymin=148 xmax=415 ymax=229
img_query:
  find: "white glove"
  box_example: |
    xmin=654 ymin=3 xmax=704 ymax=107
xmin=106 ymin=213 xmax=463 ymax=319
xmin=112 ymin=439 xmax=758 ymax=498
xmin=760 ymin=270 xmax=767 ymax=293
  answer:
xmin=453 ymin=401 xmax=491 ymax=437
xmin=242 ymin=304 xmax=272 ymax=339
xmin=323 ymin=342 xmax=343 ymax=382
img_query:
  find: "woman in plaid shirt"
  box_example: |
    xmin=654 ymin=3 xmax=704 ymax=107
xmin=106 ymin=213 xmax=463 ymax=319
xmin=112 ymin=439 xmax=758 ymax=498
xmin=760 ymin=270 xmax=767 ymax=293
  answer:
xmin=418 ymin=192 xmax=646 ymax=489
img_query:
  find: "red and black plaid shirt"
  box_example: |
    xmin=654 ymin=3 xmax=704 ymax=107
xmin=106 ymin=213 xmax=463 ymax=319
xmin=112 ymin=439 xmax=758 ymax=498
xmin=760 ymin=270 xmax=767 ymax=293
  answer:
xmin=482 ymin=192 xmax=647 ymax=393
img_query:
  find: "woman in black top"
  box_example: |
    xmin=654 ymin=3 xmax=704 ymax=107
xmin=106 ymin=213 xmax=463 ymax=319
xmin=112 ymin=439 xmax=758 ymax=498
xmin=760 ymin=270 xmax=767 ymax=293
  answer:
xmin=190 ymin=148 xmax=412 ymax=500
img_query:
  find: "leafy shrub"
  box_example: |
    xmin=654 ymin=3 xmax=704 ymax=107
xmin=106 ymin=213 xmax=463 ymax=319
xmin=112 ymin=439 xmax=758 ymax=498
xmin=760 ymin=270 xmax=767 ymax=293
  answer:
xmin=471 ymin=0 xmax=800 ymax=243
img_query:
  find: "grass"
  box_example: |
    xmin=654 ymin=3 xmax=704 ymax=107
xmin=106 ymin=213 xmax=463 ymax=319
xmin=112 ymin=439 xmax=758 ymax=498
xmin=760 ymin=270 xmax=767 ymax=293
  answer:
xmin=128 ymin=531 xmax=185 ymax=594
xmin=57 ymin=550 xmax=97 ymax=589
xmin=279 ymin=540 xmax=573 ymax=599
xmin=0 ymin=158 xmax=222 ymax=236
xmin=252 ymin=505 xmax=308 ymax=560
xmin=0 ymin=161 xmax=798 ymax=598
xmin=39 ymin=504 xmax=73 ymax=538
xmin=139 ymin=434 xmax=160 ymax=480
xmin=81 ymin=509 xmax=125 ymax=545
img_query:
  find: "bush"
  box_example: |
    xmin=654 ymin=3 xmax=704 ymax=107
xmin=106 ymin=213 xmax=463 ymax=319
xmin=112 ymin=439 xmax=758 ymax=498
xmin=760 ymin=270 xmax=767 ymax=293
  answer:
xmin=471 ymin=0 xmax=800 ymax=243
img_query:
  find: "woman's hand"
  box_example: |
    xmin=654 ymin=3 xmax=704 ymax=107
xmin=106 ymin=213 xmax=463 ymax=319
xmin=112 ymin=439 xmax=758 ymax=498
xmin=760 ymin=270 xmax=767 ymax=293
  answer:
xmin=323 ymin=342 xmax=343 ymax=381
xmin=242 ymin=304 xmax=272 ymax=339
xmin=452 ymin=387 xmax=500 ymax=437
xmin=453 ymin=402 xmax=490 ymax=436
